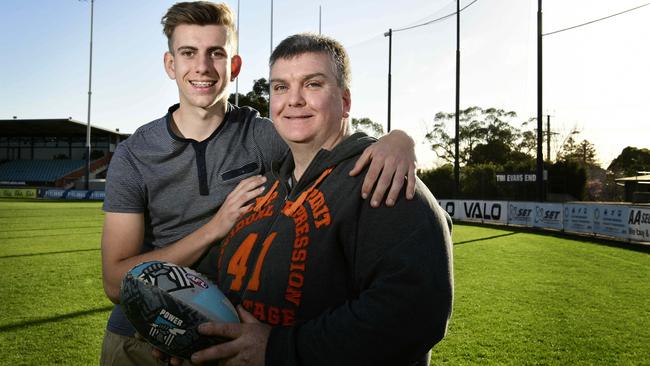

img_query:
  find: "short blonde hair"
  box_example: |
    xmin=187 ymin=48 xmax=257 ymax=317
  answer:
xmin=161 ymin=1 xmax=237 ymax=53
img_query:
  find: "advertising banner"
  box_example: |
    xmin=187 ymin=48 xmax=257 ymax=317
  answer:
xmin=455 ymin=200 xmax=508 ymax=224
xmin=43 ymin=189 xmax=67 ymax=199
xmin=0 ymin=188 xmax=37 ymax=198
xmin=533 ymin=203 xmax=563 ymax=230
xmin=66 ymin=190 xmax=90 ymax=200
xmin=507 ymin=201 xmax=536 ymax=226
xmin=438 ymin=200 xmax=507 ymax=224
xmin=88 ymin=191 xmax=106 ymax=200
xmin=592 ymin=204 xmax=629 ymax=239
xmin=626 ymin=206 xmax=650 ymax=242
xmin=439 ymin=199 xmax=648 ymax=244
xmin=563 ymin=203 xmax=595 ymax=234
xmin=438 ymin=200 xmax=457 ymax=220
xmin=40 ymin=189 xmax=106 ymax=200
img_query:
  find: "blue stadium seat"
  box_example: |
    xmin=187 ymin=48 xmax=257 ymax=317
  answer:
xmin=0 ymin=160 xmax=85 ymax=183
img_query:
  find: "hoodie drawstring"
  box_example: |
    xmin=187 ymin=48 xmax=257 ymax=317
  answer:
xmin=282 ymin=167 xmax=334 ymax=217
xmin=253 ymin=180 xmax=280 ymax=212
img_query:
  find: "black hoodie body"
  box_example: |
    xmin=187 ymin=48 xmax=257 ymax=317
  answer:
xmin=198 ymin=132 xmax=454 ymax=366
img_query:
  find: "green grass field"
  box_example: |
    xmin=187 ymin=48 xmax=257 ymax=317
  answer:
xmin=0 ymin=198 xmax=648 ymax=365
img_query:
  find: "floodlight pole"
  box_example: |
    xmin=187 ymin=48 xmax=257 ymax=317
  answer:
xmin=235 ymin=0 xmax=240 ymax=106
xmin=547 ymin=114 xmax=551 ymax=162
xmin=269 ymin=0 xmax=273 ymax=117
xmin=85 ymin=0 xmax=94 ymax=191
xmin=384 ymin=28 xmax=392 ymax=132
xmin=319 ymin=5 xmax=322 ymax=34
xmin=454 ymin=0 xmax=461 ymax=197
xmin=536 ymin=0 xmax=544 ymax=201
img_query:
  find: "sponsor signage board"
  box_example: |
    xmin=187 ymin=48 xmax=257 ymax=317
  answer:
xmin=0 ymin=188 xmax=37 ymax=198
xmin=43 ymin=189 xmax=67 ymax=199
xmin=533 ymin=203 xmax=563 ymax=230
xmin=563 ymin=203 xmax=594 ymax=234
xmin=592 ymin=204 xmax=629 ymax=239
xmin=88 ymin=191 xmax=106 ymax=200
xmin=438 ymin=200 xmax=507 ymax=224
xmin=66 ymin=190 xmax=90 ymax=200
xmin=507 ymin=201 xmax=535 ymax=226
xmin=41 ymin=189 xmax=106 ymax=200
xmin=438 ymin=200 xmax=457 ymax=220
xmin=626 ymin=206 xmax=650 ymax=242
xmin=439 ymin=199 xmax=648 ymax=244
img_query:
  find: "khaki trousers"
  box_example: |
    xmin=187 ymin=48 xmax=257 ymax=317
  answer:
xmin=99 ymin=329 xmax=192 ymax=366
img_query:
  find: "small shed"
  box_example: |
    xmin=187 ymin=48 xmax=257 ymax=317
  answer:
xmin=616 ymin=174 xmax=650 ymax=203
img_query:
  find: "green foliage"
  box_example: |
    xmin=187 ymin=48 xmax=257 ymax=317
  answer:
xmin=351 ymin=117 xmax=384 ymax=138
xmin=420 ymin=158 xmax=584 ymax=201
xmin=548 ymin=160 xmax=587 ymax=200
xmin=419 ymin=159 xmax=538 ymax=200
xmin=418 ymin=164 xmax=454 ymax=198
xmin=607 ymin=146 xmax=650 ymax=176
xmin=424 ymin=106 xmax=594 ymax=200
xmin=557 ymin=137 xmax=599 ymax=168
xmin=460 ymin=163 xmax=500 ymax=199
xmin=468 ymin=140 xmax=511 ymax=165
xmin=228 ymin=78 xmax=270 ymax=117
xmin=425 ymin=106 xmax=535 ymax=166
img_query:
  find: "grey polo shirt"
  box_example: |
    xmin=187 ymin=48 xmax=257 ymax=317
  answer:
xmin=103 ymin=103 xmax=287 ymax=249
xmin=102 ymin=103 xmax=287 ymax=335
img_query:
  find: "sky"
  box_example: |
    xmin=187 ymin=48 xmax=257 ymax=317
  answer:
xmin=1 ymin=0 xmax=648 ymax=168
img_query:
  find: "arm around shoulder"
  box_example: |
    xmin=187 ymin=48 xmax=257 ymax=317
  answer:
xmin=349 ymin=129 xmax=417 ymax=207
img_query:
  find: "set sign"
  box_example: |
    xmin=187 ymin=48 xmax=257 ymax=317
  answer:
xmin=438 ymin=199 xmax=649 ymax=243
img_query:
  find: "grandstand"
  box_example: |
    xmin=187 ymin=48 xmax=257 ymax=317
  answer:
xmin=0 ymin=159 xmax=85 ymax=183
xmin=0 ymin=118 xmax=128 ymax=190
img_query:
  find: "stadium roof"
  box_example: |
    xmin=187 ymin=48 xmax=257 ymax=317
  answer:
xmin=0 ymin=118 xmax=129 ymax=138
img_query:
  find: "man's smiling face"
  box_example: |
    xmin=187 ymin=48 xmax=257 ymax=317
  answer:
xmin=270 ymin=51 xmax=351 ymax=152
xmin=164 ymin=24 xmax=241 ymax=110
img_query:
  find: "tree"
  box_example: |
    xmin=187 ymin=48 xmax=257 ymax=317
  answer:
xmin=425 ymin=106 xmax=485 ymax=164
xmin=557 ymin=137 xmax=598 ymax=167
xmin=425 ymin=106 xmax=532 ymax=166
xmin=516 ymin=118 xmax=538 ymax=157
xmin=547 ymin=160 xmax=587 ymax=200
xmin=228 ymin=78 xmax=270 ymax=117
xmin=460 ymin=163 xmax=501 ymax=199
xmin=607 ymin=146 xmax=650 ymax=176
xmin=480 ymin=107 xmax=518 ymax=146
xmin=418 ymin=164 xmax=454 ymax=198
xmin=469 ymin=140 xmax=511 ymax=165
xmin=351 ymin=117 xmax=384 ymax=138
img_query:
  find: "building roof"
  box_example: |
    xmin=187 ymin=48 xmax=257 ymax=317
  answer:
xmin=616 ymin=174 xmax=650 ymax=182
xmin=0 ymin=118 xmax=129 ymax=138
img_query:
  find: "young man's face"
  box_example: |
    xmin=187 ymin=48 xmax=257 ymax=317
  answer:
xmin=270 ymin=52 xmax=351 ymax=151
xmin=164 ymin=24 xmax=241 ymax=110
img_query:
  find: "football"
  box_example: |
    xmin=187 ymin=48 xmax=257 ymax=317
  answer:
xmin=120 ymin=261 xmax=240 ymax=359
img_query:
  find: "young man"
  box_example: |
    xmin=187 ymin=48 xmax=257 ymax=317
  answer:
xmin=182 ymin=33 xmax=454 ymax=366
xmin=100 ymin=2 xmax=418 ymax=365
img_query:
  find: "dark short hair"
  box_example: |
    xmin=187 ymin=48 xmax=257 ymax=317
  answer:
xmin=161 ymin=1 xmax=237 ymax=53
xmin=270 ymin=33 xmax=350 ymax=89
